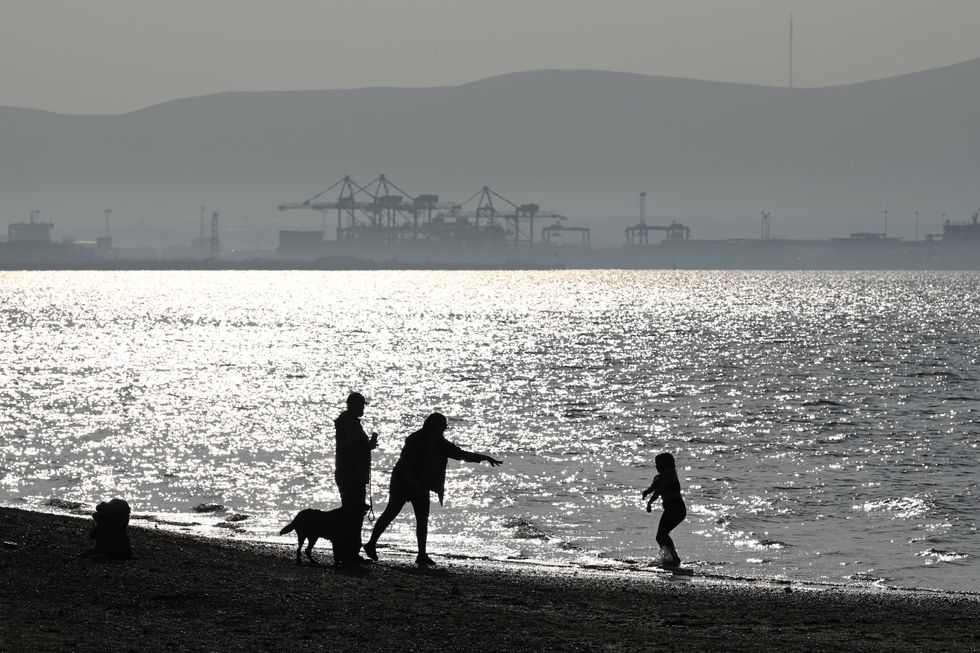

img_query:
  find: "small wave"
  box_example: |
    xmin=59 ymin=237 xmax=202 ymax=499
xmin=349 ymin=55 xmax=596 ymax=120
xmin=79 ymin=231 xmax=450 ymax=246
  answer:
xmin=503 ymin=517 xmax=550 ymax=540
xmin=685 ymin=436 xmax=727 ymax=444
xmin=597 ymin=552 xmax=637 ymax=564
xmin=917 ymin=548 xmax=968 ymax=563
xmin=192 ymin=503 xmax=226 ymax=513
xmin=857 ymin=497 xmax=932 ymax=518
xmin=757 ymin=539 xmax=792 ymax=550
xmin=846 ymin=573 xmax=889 ymax=585
xmin=803 ymin=399 xmax=846 ymax=407
xmin=131 ymin=514 xmax=201 ymax=527
xmin=911 ymin=371 xmax=960 ymax=379
xmin=77 ymin=429 xmax=112 ymax=443
xmin=46 ymin=498 xmax=85 ymax=512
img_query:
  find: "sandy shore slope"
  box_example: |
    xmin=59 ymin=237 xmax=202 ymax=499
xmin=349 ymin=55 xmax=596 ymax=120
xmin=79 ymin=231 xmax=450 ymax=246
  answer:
xmin=1 ymin=508 xmax=976 ymax=652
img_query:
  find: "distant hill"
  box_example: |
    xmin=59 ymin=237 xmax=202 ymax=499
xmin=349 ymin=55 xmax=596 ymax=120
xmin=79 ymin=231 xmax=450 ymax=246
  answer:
xmin=2 ymin=60 xmax=980 ymax=248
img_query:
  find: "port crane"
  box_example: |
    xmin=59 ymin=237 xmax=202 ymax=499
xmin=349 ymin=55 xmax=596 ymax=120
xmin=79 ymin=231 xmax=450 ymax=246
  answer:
xmin=279 ymin=176 xmax=567 ymax=246
xmin=542 ymin=222 xmax=590 ymax=246
xmin=625 ymin=191 xmax=690 ymax=245
xmin=435 ymin=185 xmax=568 ymax=245
xmin=625 ymin=221 xmax=690 ymax=244
xmin=278 ymin=174 xmax=453 ymax=242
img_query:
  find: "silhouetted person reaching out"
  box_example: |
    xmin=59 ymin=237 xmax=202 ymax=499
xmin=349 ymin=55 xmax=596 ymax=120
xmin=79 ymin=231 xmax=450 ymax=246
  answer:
xmin=642 ymin=452 xmax=687 ymax=567
xmin=334 ymin=391 xmax=378 ymax=564
xmin=363 ymin=412 xmax=502 ymax=566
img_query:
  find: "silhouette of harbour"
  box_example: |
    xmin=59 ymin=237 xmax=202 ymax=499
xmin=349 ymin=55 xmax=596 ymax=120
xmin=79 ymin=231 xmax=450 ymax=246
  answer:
xmin=4 ymin=182 xmax=980 ymax=269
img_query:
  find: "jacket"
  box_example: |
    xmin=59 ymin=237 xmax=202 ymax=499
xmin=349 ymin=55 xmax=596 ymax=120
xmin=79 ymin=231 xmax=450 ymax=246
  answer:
xmin=333 ymin=411 xmax=373 ymax=484
xmin=393 ymin=429 xmax=483 ymax=504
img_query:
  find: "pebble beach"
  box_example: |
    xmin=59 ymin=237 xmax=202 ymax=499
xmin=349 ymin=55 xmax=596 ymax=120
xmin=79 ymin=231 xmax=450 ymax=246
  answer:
xmin=1 ymin=507 xmax=977 ymax=652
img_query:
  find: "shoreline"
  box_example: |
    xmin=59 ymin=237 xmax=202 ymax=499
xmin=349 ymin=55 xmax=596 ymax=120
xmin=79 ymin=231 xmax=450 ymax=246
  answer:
xmin=15 ymin=501 xmax=980 ymax=599
xmin=21 ymin=501 xmax=980 ymax=599
xmin=2 ymin=507 xmax=977 ymax=651
xmin=4 ymin=261 xmax=980 ymax=272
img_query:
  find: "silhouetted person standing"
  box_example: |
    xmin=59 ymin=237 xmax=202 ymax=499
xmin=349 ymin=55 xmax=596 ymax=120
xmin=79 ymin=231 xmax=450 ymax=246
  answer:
xmin=363 ymin=412 xmax=502 ymax=566
xmin=642 ymin=452 xmax=687 ymax=567
xmin=334 ymin=391 xmax=377 ymax=563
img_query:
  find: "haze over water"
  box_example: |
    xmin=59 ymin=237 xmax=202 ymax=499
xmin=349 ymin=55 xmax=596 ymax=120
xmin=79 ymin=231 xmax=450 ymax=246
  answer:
xmin=1 ymin=270 xmax=977 ymax=593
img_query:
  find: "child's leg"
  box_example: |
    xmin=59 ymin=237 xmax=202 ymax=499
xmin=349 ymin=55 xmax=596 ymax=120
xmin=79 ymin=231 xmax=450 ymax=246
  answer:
xmin=656 ymin=506 xmax=687 ymax=564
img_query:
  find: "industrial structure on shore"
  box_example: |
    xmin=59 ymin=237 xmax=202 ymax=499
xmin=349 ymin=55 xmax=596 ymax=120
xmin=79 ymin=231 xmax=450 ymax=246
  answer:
xmin=276 ymin=174 xmax=588 ymax=258
xmin=271 ymin=174 xmax=979 ymax=269
xmin=3 ymin=175 xmax=979 ymax=269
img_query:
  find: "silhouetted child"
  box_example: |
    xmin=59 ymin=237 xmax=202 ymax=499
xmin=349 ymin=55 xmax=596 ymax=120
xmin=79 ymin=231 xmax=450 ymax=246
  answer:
xmin=641 ymin=452 xmax=686 ymax=567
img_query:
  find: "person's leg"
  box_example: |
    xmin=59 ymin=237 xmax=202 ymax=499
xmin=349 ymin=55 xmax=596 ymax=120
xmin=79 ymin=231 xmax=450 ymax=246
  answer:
xmin=337 ymin=481 xmax=363 ymax=509
xmin=364 ymin=483 xmax=408 ymax=561
xmin=366 ymin=499 xmax=404 ymax=546
xmin=656 ymin=505 xmax=686 ymax=565
xmin=337 ymin=481 xmax=367 ymax=562
xmin=409 ymin=492 xmax=432 ymax=564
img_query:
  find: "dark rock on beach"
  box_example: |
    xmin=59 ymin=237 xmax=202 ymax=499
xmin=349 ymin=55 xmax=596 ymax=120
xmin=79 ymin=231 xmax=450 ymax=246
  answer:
xmin=89 ymin=498 xmax=132 ymax=560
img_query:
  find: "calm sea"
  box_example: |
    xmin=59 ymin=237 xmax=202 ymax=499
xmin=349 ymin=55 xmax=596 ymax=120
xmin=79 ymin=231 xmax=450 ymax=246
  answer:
xmin=1 ymin=270 xmax=977 ymax=593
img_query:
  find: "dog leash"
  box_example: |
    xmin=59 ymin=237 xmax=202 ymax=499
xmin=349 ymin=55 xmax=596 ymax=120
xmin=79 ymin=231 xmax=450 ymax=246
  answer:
xmin=367 ymin=470 xmax=376 ymax=522
xmin=367 ymin=426 xmax=376 ymax=523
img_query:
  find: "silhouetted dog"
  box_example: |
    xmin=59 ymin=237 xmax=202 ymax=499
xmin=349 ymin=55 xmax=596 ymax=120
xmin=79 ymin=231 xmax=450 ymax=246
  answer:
xmin=279 ymin=505 xmax=367 ymax=565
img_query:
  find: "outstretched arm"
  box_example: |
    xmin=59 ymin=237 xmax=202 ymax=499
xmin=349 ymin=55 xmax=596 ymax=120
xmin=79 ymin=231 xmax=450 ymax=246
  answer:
xmin=450 ymin=443 xmax=503 ymax=467
xmin=461 ymin=451 xmax=503 ymax=467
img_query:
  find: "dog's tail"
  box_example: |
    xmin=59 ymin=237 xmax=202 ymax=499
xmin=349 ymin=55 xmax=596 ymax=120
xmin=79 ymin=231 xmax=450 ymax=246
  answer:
xmin=279 ymin=520 xmax=295 ymax=536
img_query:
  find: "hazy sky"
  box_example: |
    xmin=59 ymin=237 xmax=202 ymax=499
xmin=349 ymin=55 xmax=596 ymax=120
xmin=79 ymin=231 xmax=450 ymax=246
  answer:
xmin=3 ymin=0 xmax=979 ymax=114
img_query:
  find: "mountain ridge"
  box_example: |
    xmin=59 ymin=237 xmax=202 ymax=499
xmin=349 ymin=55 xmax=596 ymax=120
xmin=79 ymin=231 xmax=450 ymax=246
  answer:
xmin=7 ymin=55 xmax=980 ymax=117
xmin=2 ymin=60 xmax=979 ymax=248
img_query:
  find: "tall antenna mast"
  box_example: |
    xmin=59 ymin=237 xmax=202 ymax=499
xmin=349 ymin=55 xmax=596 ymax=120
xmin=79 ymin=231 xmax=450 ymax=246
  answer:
xmin=210 ymin=211 xmax=219 ymax=259
xmin=789 ymin=12 xmax=794 ymax=88
xmin=639 ymin=191 xmax=647 ymax=225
